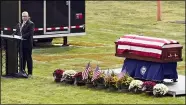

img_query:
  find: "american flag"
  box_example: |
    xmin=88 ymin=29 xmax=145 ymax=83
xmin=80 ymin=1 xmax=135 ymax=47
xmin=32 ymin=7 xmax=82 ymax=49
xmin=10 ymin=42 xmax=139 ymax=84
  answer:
xmin=117 ymin=67 xmax=127 ymax=80
xmin=116 ymin=34 xmax=178 ymax=58
xmin=91 ymin=65 xmax=101 ymax=81
xmin=106 ymin=68 xmax=110 ymax=77
xmin=82 ymin=62 xmax=91 ymax=80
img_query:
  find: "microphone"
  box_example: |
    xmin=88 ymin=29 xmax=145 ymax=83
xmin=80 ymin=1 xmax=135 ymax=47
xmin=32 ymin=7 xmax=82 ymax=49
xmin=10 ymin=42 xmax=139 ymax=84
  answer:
xmin=18 ymin=22 xmax=21 ymax=30
xmin=12 ymin=22 xmax=21 ymax=37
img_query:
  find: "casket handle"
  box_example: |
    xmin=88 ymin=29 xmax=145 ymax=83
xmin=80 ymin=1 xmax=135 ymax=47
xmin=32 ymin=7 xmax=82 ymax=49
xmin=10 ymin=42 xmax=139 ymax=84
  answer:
xmin=168 ymin=54 xmax=172 ymax=58
xmin=174 ymin=53 xmax=178 ymax=57
xmin=168 ymin=53 xmax=178 ymax=58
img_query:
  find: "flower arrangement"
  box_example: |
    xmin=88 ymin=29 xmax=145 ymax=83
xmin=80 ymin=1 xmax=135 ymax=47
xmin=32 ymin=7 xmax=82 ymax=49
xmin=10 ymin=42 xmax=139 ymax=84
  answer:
xmin=85 ymin=70 xmax=95 ymax=88
xmin=153 ymin=84 xmax=169 ymax=96
xmin=61 ymin=70 xmax=77 ymax=84
xmin=73 ymin=72 xmax=86 ymax=86
xmin=73 ymin=72 xmax=82 ymax=78
xmin=93 ymin=71 xmax=106 ymax=89
xmin=104 ymin=71 xmax=119 ymax=91
xmin=117 ymin=73 xmax=134 ymax=90
xmin=104 ymin=75 xmax=111 ymax=87
xmin=142 ymin=81 xmax=156 ymax=92
xmin=86 ymin=70 xmax=93 ymax=83
xmin=53 ymin=69 xmax=65 ymax=82
xmin=98 ymin=71 xmax=106 ymax=78
xmin=110 ymin=76 xmax=119 ymax=85
xmin=93 ymin=71 xmax=105 ymax=85
xmin=63 ymin=70 xmax=77 ymax=76
xmin=128 ymin=80 xmax=143 ymax=93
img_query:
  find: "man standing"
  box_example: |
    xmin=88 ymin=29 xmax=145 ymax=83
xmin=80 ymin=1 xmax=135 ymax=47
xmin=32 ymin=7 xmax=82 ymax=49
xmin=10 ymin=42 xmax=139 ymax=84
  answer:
xmin=19 ymin=11 xmax=35 ymax=77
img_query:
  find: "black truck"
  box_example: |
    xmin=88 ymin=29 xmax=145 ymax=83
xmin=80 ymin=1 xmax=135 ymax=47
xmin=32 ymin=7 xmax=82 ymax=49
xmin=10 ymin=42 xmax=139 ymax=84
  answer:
xmin=1 ymin=0 xmax=85 ymax=45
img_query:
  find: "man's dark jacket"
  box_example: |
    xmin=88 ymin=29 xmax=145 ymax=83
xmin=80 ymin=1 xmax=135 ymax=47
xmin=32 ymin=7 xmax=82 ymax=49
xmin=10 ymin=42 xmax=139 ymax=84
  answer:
xmin=15 ymin=20 xmax=35 ymax=49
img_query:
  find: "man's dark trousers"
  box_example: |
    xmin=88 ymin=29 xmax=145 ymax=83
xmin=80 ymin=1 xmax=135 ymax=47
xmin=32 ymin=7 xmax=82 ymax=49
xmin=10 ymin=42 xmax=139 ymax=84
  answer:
xmin=22 ymin=48 xmax=33 ymax=75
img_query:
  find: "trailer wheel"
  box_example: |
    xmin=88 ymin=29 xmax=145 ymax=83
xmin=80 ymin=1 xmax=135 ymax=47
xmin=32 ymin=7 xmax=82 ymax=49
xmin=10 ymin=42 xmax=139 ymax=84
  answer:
xmin=37 ymin=38 xmax=53 ymax=43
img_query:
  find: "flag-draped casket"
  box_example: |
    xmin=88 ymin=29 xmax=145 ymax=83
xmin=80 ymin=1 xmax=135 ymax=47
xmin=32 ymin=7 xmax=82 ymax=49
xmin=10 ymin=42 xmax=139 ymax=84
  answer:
xmin=115 ymin=35 xmax=183 ymax=82
xmin=115 ymin=34 xmax=183 ymax=63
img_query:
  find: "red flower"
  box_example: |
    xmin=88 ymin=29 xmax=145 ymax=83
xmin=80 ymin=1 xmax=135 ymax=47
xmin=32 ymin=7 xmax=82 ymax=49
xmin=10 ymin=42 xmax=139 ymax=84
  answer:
xmin=73 ymin=72 xmax=82 ymax=78
xmin=53 ymin=69 xmax=65 ymax=78
xmin=142 ymin=81 xmax=156 ymax=91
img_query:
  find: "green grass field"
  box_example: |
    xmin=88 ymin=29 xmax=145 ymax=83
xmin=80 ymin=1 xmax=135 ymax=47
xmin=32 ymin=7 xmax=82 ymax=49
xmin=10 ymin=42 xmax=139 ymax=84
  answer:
xmin=1 ymin=1 xmax=185 ymax=104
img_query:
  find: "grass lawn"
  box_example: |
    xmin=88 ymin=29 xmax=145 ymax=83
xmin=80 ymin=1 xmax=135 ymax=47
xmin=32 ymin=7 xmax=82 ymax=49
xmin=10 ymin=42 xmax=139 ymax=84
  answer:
xmin=1 ymin=1 xmax=185 ymax=104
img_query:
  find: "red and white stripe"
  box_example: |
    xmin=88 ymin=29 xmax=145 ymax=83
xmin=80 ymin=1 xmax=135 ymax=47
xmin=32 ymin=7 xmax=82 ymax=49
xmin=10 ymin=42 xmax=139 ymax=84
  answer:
xmin=82 ymin=67 xmax=91 ymax=80
xmin=44 ymin=25 xmax=84 ymax=31
xmin=1 ymin=24 xmax=85 ymax=32
xmin=34 ymin=28 xmax=43 ymax=31
xmin=91 ymin=70 xmax=101 ymax=82
xmin=116 ymin=34 xmax=179 ymax=58
xmin=82 ymin=63 xmax=91 ymax=80
xmin=3 ymin=28 xmax=11 ymax=31
xmin=91 ymin=66 xmax=101 ymax=82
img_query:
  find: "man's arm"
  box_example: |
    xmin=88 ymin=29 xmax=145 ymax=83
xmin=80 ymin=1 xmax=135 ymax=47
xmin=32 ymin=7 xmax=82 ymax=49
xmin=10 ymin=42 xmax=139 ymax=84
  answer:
xmin=22 ymin=22 xmax=35 ymax=39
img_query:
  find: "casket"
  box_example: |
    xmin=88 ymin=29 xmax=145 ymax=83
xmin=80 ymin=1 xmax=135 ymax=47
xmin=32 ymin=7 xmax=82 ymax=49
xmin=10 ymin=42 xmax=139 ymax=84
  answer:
xmin=115 ymin=34 xmax=183 ymax=63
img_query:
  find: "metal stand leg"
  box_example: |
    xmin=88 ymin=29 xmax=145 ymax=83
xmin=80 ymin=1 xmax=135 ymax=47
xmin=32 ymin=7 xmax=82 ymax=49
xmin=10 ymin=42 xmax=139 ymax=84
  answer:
xmin=62 ymin=36 xmax=69 ymax=47
xmin=173 ymin=79 xmax=178 ymax=82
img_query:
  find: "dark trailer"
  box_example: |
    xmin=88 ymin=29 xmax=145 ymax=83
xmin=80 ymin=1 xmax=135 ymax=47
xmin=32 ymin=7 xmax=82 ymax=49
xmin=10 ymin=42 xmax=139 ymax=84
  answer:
xmin=1 ymin=0 xmax=85 ymax=45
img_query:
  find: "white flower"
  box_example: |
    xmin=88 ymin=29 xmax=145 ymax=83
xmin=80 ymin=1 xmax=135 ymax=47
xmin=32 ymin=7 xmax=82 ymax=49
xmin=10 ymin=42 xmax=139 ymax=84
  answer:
xmin=129 ymin=80 xmax=143 ymax=90
xmin=153 ymin=84 xmax=169 ymax=95
xmin=63 ymin=70 xmax=77 ymax=77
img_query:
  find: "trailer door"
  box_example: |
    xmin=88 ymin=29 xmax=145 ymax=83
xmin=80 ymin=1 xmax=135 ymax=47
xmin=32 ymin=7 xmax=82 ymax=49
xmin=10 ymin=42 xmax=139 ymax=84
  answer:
xmin=44 ymin=1 xmax=69 ymax=34
xmin=1 ymin=1 xmax=19 ymax=35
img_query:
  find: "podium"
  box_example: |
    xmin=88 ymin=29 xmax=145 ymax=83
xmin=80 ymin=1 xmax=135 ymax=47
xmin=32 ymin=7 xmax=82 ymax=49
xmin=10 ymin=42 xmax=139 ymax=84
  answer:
xmin=0 ymin=34 xmax=24 ymax=77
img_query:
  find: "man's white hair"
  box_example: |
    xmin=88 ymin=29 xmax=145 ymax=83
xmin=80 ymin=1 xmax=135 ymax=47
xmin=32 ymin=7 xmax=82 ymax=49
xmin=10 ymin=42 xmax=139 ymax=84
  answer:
xmin=22 ymin=11 xmax=29 ymax=16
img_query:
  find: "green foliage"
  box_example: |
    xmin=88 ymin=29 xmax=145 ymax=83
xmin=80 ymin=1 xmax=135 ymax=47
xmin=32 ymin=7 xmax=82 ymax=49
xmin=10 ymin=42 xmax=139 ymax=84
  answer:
xmin=117 ymin=73 xmax=134 ymax=86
